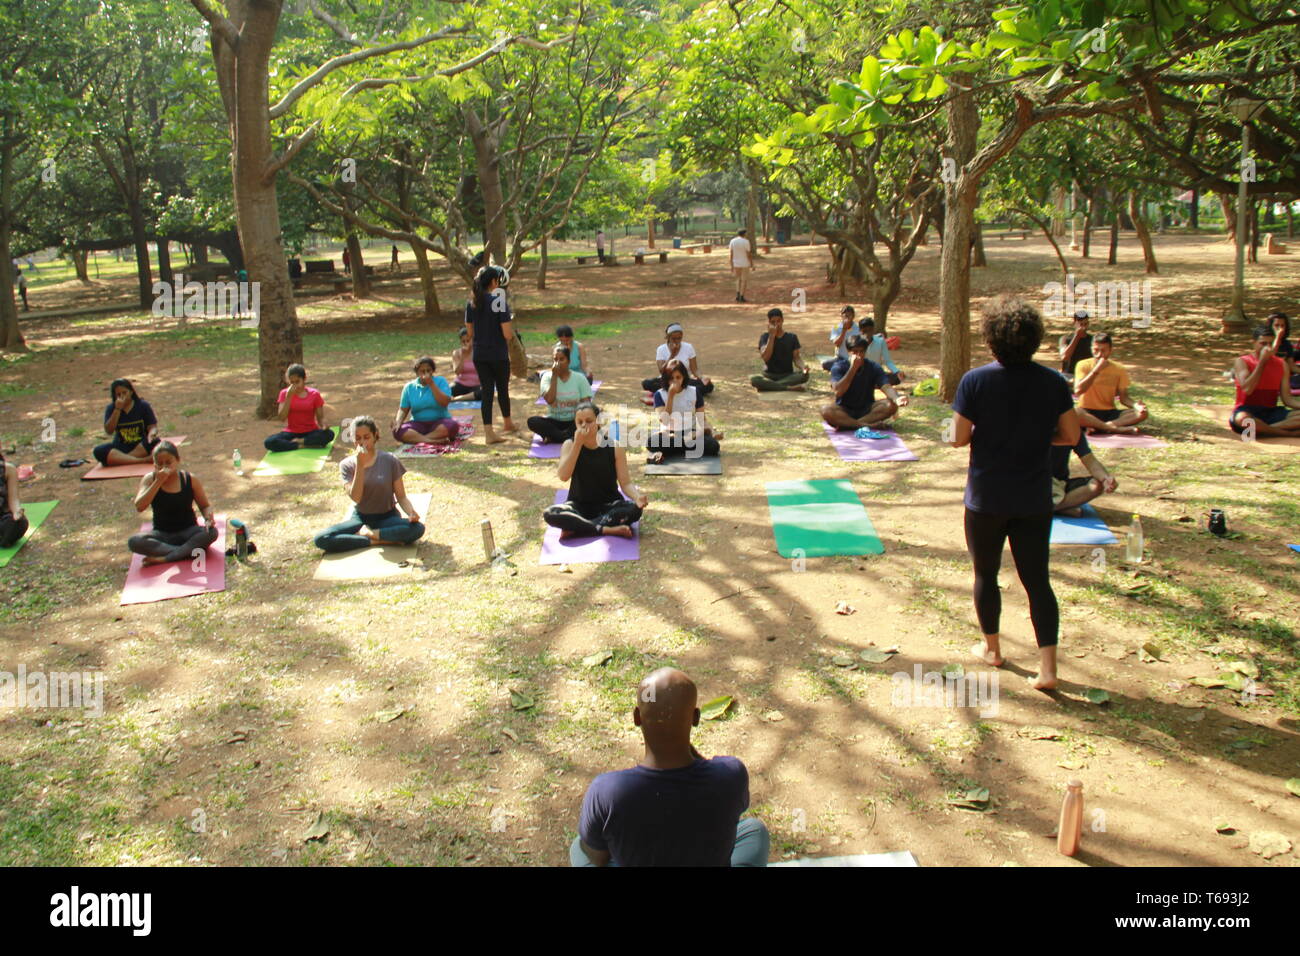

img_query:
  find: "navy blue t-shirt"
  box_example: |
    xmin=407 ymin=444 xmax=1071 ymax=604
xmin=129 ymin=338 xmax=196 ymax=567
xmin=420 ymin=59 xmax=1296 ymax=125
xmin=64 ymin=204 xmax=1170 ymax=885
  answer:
xmin=836 ymin=358 xmax=888 ymax=416
xmin=578 ymin=756 xmax=749 ymax=866
xmin=103 ymin=398 xmax=157 ymax=446
xmin=465 ymin=291 xmax=511 ymax=362
xmin=952 ymin=361 xmax=1074 ymax=515
xmin=1050 ymin=432 xmax=1092 ymax=482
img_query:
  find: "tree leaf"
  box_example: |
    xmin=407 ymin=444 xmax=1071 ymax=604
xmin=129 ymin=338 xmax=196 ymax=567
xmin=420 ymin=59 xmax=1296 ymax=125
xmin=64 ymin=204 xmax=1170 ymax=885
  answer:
xmin=946 ymin=787 xmax=990 ymax=810
xmin=859 ymin=647 xmax=896 ymax=664
xmin=700 ymin=695 xmax=734 ymax=720
xmin=509 ymin=689 xmax=534 ymax=711
xmin=1084 ymin=688 xmax=1110 ymax=704
xmin=1285 ymin=779 xmax=1300 ymax=798
xmin=1188 ymin=676 xmax=1227 ymax=688
xmin=303 ymin=812 xmax=329 ymax=843
xmin=581 ymin=650 xmax=614 ymax=668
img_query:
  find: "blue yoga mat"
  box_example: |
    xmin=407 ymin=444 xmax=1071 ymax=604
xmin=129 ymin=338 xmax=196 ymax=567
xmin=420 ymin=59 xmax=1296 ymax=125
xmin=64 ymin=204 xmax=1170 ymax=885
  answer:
xmin=1289 ymin=544 xmax=1300 ymax=555
xmin=1051 ymin=504 xmax=1117 ymax=545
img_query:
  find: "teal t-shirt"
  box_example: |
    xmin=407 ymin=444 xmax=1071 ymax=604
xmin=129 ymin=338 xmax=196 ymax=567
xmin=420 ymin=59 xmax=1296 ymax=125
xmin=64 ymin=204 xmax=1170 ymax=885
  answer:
xmin=400 ymin=378 xmax=451 ymax=421
xmin=539 ymin=370 xmax=593 ymax=421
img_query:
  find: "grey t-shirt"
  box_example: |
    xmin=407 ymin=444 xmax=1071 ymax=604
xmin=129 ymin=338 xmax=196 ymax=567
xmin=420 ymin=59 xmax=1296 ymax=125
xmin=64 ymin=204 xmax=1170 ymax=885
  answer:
xmin=340 ymin=451 xmax=405 ymax=514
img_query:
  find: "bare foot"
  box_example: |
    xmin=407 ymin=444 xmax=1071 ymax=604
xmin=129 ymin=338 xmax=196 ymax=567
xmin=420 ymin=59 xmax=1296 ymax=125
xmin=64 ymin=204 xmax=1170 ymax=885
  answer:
xmin=1057 ymin=506 xmax=1084 ymax=518
xmin=971 ymin=641 xmax=1004 ymax=667
xmin=500 ymin=422 xmax=518 ymax=434
xmin=485 ymin=430 xmax=506 ymax=445
xmin=646 ymin=452 xmax=664 ymax=464
xmin=558 ymin=529 xmax=581 ymax=541
xmin=1030 ymin=672 xmax=1058 ymax=691
xmin=141 ymin=555 xmax=170 ymax=566
xmin=711 ymin=430 xmax=724 ymax=440
xmin=602 ymin=525 xmax=634 ymax=538
xmin=788 ymin=384 xmax=806 ymax=392
xmin=1117 ymin=425 xmax=1140 ymax=434
xmin=364 ymin=529 xmax=382 ymax=545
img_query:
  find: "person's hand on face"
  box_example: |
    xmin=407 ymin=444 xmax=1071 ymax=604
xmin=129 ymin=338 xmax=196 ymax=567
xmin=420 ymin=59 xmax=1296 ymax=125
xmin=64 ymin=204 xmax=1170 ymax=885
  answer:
xmin=668 ymin=376 xmax=683 ymax=396
xmin=114 ymin=393 xmax=128 ymax=410
xmin=575 ymin=420 xmax=598 ymax=445
xmin=355 ymin=442 xmax=375 ymax=468
xmin=154 ymin=462 xmax=175 ymax=482
xmin=1259 ymin=345 xmax=1275 ymax=363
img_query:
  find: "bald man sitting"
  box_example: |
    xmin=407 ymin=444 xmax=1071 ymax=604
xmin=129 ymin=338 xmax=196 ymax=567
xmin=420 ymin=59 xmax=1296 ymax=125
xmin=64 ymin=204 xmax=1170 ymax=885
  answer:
xmin=570 ymin=668 xmax=769 ymax=867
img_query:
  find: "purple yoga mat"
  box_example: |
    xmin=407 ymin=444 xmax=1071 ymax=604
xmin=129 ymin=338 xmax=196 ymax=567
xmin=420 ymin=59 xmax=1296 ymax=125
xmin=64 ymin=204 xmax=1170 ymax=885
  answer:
xmin=540 ymin=489 xmax=639 ymax=564
xmin=535 ymin=379 xmax=602 ymax=405
xmin=529 ymin=434 xmax=562 ymax=458
xmin=822 ymin=423 xmax=918 ymax=461
xmin=1085 ymin=431 xmax=1167 ymax=449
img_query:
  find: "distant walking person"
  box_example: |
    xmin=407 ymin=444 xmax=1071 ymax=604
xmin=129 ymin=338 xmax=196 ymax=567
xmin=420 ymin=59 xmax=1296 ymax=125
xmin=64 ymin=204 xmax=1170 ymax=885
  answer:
xmin=950 ymin=295 xmax=1081 ymax=692
xmin=16 ymin=271 xmax=29 ymax=311
xmin=596 ymin=229 xmax=607 ymax=264
xmin=729 ymin=229 xmax=753 ymax=303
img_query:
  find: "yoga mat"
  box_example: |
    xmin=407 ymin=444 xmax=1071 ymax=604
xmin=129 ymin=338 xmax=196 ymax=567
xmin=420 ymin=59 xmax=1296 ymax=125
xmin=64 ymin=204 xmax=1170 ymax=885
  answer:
xmin=1085 ymin=431 xmax=1167 ymax=449
xmin=120 ymin=515 xmax=227 ymax=606
xmin=394 ymin=422 xmax=474 ymax=457
xmin=448 ymin=400 xmax=479 ymax=412
xmin=312 ymin=493 xmax=431 ymax=581
xmin=644 ymin=455 xmax=722 ymax=476
xmin=529 ymin=434 xmax=562 ymax=459
xmin=82 ymin=436 xmax=188 ymax=480
xmin=536 ymin=379 xmax=602 ymax=405
xmin=540 ymin=488 xmax=639 ymax=565
xmin=1288 ymin=544 xmax=1300 ymax=554
xmin=0 ymin=500 xmax=57 ymax=568
xmin=754 ymin=390 xmax=806 ymax=401
xmin=765 ymin=479 xmax=884 ymax=557
xmin=772 ymin=851 xmax=918 ymax=868
xmin=1050 ymin=503 xmax=1118 ymax=545
xmin=251 ymin=427 xmax=338 ymax=476
xmin=823 ymin=422 xmax=917 ymax=462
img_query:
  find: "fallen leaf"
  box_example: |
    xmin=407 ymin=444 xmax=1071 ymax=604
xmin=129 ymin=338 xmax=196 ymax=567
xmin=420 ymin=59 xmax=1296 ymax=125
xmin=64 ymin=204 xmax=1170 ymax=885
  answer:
xmin=1215 ymin=822 xmax=1236 ymax=834
xmin=941 ymin=663 xmax=965 ymax=680
xmin=762 ymin=710 xmax=785 ymax=722
xmin=581 ymin=650 xmax=614 ymax=668
xmin=373 ymin=708 xmax=406 ymax=723
xmin=1083 ymin=688 xmax=1110 ymax=705
xmin=501 ymin=727 xmax=518 ymax=742
xmin=859 ymin=647 xmax=896 ymax=664
xmin=1057 ymin=759 xmax=1087 ymax=771
xmin=701 ymin=695 xmax=734 ymax=720
xmin=946 ymin=787 xmax=990 ymax=811
xmin=1223 ymin=659 xmax=1260 ymax=679
xmin=304 ymin=813 xmax=330 ymax=843
xmin=831 ymin=654 xmax=854 ymax=667
xmin=509 ymin=689 xmax=534 ymax=711
xmin=1285 ymin=779 xmax=1300 ymax=798
xmin=1141 ymin=642 xmax=1165 ymax=661
xmin=1018 ymin=726 xmax=1064 ymax=740
xmin=1247 ymin=831 xmax=1292 ymax=859
xmin=1189 ymin=676 xmax=1227 ymax=689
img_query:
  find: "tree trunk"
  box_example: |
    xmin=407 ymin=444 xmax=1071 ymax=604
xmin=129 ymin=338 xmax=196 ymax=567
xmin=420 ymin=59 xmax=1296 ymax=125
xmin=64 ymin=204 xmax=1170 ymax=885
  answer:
xmin=157 ymin=238 xmax=173 ymax=288
xmin=193 ymin=242 xmax=208 ymax=266
xmin=1108 ymin=211 xmax=1119 ymax=265
xmin=212 ymin=0 xmax=302 ymax=417
xmin=128 ymin=199 xmax=153 ymax=309
xmin=1287 ymin=204 xmax=1294 ymax=239
xmin=745 ymin=171 xmax=760 ymax=256
xmin=1248 ymin=197 xmax=1259 ymax=264
xmin=0 ymin=140 xmax=26 ymax=351
xmin=1081 ymin=198 xmax=1093 ymax=258
xmin=345 ymin=231 xmax=367 ymax=296
xmin=71 ymin=248 xmax=90 ymax=282
xmin=1218 ymin=192 xmax=1235 ymax=241
xmin=409 ymin=242 xmax=440 ymax=319
xmin=1128 ymin=192 xmax=1158 ymax=274
xmin=970 ymin=221 xmax=987 ymax=267
xmin=1189 ymin=187 xmax=1199 ymax=230
xmin=938 ymin=79 xmax=981 ymax=403
xmin=872 ymin=271 xmax=902 ymax=335
xmin=465 ymin=110 xmax=507 ymax=266
xmin=646 ymin=215 xmax=655 ymax=250
xmin=537 ymin=232 xmax=548 ymax=290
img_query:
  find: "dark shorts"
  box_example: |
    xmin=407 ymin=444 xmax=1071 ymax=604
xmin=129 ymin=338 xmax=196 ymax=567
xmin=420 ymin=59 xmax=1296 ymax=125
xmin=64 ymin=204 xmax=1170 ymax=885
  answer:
xmin=393 ymin=418 xmax=460 ymax=442
xmin=93 ymin=435 xmax=159 ymax=466
xmin=1230 ymin=405 xmax=1289 ymax=433
xmin=1083 ymin=407 xmax=1123 ymax=422
xmin=1051 ymin=475 xmax=1092 ymax=507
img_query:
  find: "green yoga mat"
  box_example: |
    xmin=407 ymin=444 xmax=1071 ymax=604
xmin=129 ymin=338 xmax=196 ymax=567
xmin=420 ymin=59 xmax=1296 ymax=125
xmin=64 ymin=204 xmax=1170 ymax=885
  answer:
xmin=765 ymin=479 xmax=883 ymax=557
xmin=251 ymin=428 xmax=338 ymax=476
xmin=0 ymin=500 xmax=57 ymax=568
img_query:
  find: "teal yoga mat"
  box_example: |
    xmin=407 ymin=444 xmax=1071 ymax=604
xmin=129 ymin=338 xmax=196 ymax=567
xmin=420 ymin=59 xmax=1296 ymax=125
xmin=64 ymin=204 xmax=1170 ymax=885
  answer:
xmin=252 ymin=428 xmax=338 ymax=476
xmin=765 ymin=479 xmax=884 ymax=557
xmin=0 ymin=500 xmax=57 ymax=568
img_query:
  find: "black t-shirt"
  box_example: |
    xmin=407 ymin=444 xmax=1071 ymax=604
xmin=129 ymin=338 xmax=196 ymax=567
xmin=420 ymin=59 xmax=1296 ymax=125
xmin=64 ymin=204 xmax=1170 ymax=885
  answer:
xmin=104 ymin=398 xmax=157 ymax=446
xmin=836 ymin=358 xmax=888 ymax=415
xmin=953 ymin=361 xmax=1075 ymax=516
xmin=465 ymin=291 xmax=511 ymax=362
xmin=758 ymin=331 xmax=801 ymax=375
xmin=1060 ymin=331 xmax=1093 ymax=376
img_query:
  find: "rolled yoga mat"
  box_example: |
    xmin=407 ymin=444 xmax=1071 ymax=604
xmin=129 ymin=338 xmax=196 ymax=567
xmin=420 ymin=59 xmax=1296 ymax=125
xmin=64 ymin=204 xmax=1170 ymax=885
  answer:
xmin=251 ymin=427 xmax=338 ymax=476
xmin=1050 ymin=503 xmax=1118 ymax=546
xmin=765 ymin=479 xmax=884 ymax=557
xmin=822 ymin=422 xmax=917 ymax=462
xmin=1084 ymin=431 xmax=1167 ymax=449
xmin=120 ymin=515 xmax=227 ymax=606
xmin=540 ymin=488 xmax=639 ymax=565
xmin=0 ymin=500 xmax=57 ymax=568
xmin=82 ymin=437 xmax=188 ymax=480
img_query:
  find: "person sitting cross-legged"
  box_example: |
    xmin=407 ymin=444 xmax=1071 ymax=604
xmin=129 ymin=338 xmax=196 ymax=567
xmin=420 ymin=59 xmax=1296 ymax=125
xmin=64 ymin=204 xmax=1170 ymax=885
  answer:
xmin=313 ymin=416 xmax=425 ymax=553
xmin=750 ymin=308 xmax=810 ymax=391
xmin=391 ymin=356 xmax=461 ymax=446
xmin=528 ymin=345 xmax=593 ymax=445
xmin=1229 ymin=324 xmax=1300 ymax=437
xmin=821 ymin=335 xmax=908 ymax=430
xmin=264 ymin=363 xmax=335 ymax=453
xmin=543 ymin=401 xmax=646 ymax=540
xmin=1052 ymin=433 xmax=1118 ymax=518
xmin=1072 ymin=332 xmax=1149 ymax=433
xmin=570 ymin=667 xmax=769 ymax=867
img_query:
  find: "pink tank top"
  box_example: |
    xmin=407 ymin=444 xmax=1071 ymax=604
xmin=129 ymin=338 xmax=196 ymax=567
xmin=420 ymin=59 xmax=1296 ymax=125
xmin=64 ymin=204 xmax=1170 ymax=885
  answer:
xmin=456 ymin=350 xmax=480 ymax=387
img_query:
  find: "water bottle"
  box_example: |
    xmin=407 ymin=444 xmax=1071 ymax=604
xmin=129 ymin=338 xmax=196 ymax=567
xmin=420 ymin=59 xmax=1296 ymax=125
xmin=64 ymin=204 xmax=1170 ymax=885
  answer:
xmin=229 ymin=518 xmax=248 ymax=560
xmin=233 ymin=449 xmax=243 ymax=476
xmin=1057 ymin=779 xmax=1084 ymax=857
xmin=481 ymin=518 xmax=497 ymax=561
xmin=1126 ymin=514 xmax=1143 ymax=563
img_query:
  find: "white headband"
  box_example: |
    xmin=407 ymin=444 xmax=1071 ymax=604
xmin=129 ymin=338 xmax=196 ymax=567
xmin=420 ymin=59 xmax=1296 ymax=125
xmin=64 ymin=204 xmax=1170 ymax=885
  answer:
xmin=665 ymin=323 xmax=684 ymax=335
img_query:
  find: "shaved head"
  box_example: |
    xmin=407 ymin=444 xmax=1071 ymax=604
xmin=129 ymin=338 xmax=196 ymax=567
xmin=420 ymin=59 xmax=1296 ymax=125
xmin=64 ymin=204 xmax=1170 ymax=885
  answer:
xmin=634 ymin=668 xmax=699 ymax=751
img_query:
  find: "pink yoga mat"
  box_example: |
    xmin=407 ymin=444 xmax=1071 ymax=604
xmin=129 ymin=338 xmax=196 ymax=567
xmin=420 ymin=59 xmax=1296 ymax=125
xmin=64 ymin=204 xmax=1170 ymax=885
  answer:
xmin=83 ymin=436 xmax=188 ymax=480
xmin=535 ymin=380 xmax=602 ymax=405
xmin=540 ymin=489 xmax=639 ymax=564
xmin=120 ymin=514 xmax=227 ymax=606
xmin=529 ymin=434 xmax=562 ymax=459
xmin=1085 ymin=431 xmax=1167 ymax=449
xmin=822 ymin=423 xmax=918 ymax=461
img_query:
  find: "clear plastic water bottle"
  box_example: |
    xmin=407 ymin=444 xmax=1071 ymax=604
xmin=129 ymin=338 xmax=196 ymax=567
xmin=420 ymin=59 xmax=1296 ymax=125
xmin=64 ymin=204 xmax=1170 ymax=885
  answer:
xmin=1126 ymin=514 xmax=1143 ymax=563
xmin=233 ymin=449 xmax=243 ymax=476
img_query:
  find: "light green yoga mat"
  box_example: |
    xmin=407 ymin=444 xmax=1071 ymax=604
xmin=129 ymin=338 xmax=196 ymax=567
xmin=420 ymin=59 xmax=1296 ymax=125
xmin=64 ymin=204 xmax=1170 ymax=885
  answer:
xmin=252 ymin=428 xmax=338 ymax=476
xmin=0 ymin=500 xmax=57 ymax=568
xmin=765 ymin=479 xmax=884 ymax=557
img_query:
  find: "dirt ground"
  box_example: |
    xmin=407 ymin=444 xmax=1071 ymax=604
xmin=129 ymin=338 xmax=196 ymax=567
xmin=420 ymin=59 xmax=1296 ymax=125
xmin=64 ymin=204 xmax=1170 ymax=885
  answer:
xmin=1 ymin=232 xmax=1298 ymax=867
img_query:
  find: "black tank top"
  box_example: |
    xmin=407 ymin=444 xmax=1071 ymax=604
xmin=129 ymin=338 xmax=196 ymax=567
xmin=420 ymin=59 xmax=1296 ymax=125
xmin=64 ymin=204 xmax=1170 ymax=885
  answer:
xmin=0 ymin=465 xmax=9 ymax=519
xmin=152 ymin=471 xmax=197 ymax=533
xmin=568 ymin=443 xmax=617 ymax=508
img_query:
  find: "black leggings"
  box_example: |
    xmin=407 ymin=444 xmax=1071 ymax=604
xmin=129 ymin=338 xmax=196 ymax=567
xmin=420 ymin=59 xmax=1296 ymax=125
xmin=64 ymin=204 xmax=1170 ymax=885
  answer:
xmin=0 ymin=512 xmax=30 ymax=548
xmin=543 ymin=499 xmax=642 ymax=537
xmin=476 ymin=359 xmax=511 ymax=426
xmin=128 ymin=524 xmax=218 ymax=564
xmin=647 ymin=432 xmax=720 ymax=458
xmin=451 ymin=381 xmax=482 ymax=402
xmin=528 ymin=416 xmax=575 ymax=444
xmin=963 ymin=509 xmax=1058 ymax=648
